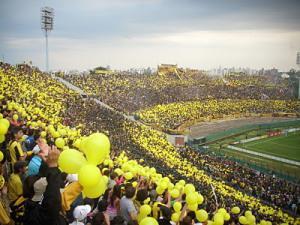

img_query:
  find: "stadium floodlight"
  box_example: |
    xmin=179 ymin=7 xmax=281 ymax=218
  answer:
xmin=41 ymin=7 xmax=54 ymax=72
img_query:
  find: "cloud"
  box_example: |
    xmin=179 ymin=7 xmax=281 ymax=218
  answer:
xmin=2 ymin=28 xmax=299 ymax=71
xmin=0 ymin=0 xmax=300 ymax=70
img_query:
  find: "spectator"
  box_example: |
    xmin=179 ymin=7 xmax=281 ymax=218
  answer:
xmin=70 ymin=204 xmax=92 ymax=225
xmin=158 ymin=206 xmax=172 ymax=225
xmin=8 ymin=126 xmax=26 ymax=164
xmin=107 ymin=185 xmax=121 ymax=221
xmin=23 ymin=146 xmax=67 ymax=225
xmin=8 ymin=160 xmax=27 ymax=202
xmin=91 ymin=200 xmax=110 ymax=225
xmin=120 ymin=186 xmax=137 ymax=223
xmin=111 ymin=216 xmax=125 ymax=225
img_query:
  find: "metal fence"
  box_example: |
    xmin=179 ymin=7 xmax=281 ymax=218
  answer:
xmin=188 ymin=119 xmax=300 ymax=183
xmin=208 ymin=146 xmax=300 ymax=183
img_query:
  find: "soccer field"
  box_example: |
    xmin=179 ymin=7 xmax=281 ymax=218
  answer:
xmin=238 ymin=132 xmax=300 ymax=162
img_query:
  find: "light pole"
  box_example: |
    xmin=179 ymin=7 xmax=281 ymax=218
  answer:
xmin=41 ymin=7 xmax=54 ymax=72
xmin=297 ymin=52 xmax=300 ymax=99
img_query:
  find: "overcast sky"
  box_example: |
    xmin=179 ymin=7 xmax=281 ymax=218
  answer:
xmin=0 ymin=0 xmax=300 ymax=71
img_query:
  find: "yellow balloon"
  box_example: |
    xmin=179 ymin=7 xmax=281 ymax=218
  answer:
xmin=102 ymin=175 xmax=109 ymax=185
xmin=83 ymin=133 xmax=110 ymax=165
xmin=78 ymin=165 xmax=101 ymax=187
xmin=0 ymin=134 xmax=5 ymax=144
xmin=214 ymin=213 xmax=224 ymax=225
xmin=62 ymin=146 xmax=69 ymax=151
xmin=196 ymin=209 xmax=208 ymax=222
xmin=224 ymin=213 xmax=230 ymax=221
xmin=178 ymin=180 xmax=185 ymax=185
xmin=124 ymin=172 xmax=133 ymax=180
xmin=55 ymin=138 xmax=65 ymax=148
xmin=137 ymin=213 xmax=147 ymax=223
xmin=167 ymin=182 xmax=174 ymax=190
xmin=0 ymin=123 xmax=8 ymax=135
xmin=114 ymin=168 xmax=123 ymax=176
xmin=197 ymin=193 xmax=204 ymax=205
xmin=83 ymin=176 xmax=107 ymax=198
xmin=150 ymin=167 xmax=156 ymax=174
xmin=218 ymin=208 xmax=227 ymax=215
xmin=171 ymin=213 xmax=180 ymax=222
xmin=231 ymin=206 xmax=240 ymax=214
xmin=156 ymin=186 xmax=164 ymax=195
xmin=58 ymin=128 xmax=67 ymax=136
xmin=140 ymin=217 xmax=158 ymax=225
xmin=186 ymin=193 xmax=198 ymax=205
xmin=140 ymin=204 xmax=151 ymax=216
xmin=41 ymin=131 xmax=47 ymax=138
xmin=187 ymin=203 xmax=198 ymax=211
xmin=13 ymin=114 xmax=18 ymax=121
xmin=132 ymin=181 xmax=138 ymax=188
xmin=159 ymin=181 xmax=168 ymax=190
xmin=73 ymin=139 xmax=81 ymax=148
xmin=0 ymin=119 xmax=10 ymax=129
xmin=239 ymin=216 xmax=248 ymax=225
xmin=52 ymin=131 xmax=60 ymax=138
xmin=247 ymin=215 xmax=255 ymax=224
xmin=79 ymin=137 xmax=87 ymax=152
xmin=184 ymin=183 xmax=195 ymax=194
xmin=0 ymin=151 xmax=4 ymax=161
xmin=103 ymin=159 xmax=109 ymax=166
xmin=170 ymin=189 xmax=180 ymax=198
xmin=245 ymin=210 xmax=252 ymax=218
xmin=58 ymin=149 xmax=87 ymax=174
xmin=173 ymin=202 xmax=182 ymax=212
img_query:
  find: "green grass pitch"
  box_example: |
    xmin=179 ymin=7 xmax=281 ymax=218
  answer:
xmin=237 ymin=132 xmax=300 ymax=162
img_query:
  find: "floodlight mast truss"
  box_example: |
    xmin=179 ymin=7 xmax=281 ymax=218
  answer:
xmin=41 ymin=7 xmax=54 ymax=72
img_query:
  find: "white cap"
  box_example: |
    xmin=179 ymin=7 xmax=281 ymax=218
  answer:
xmin=66 ymin=174 xmax=78 ymax=183
xmin=32 ymin=145 xmax=41 ymax=154
xmin=73 ymin=205 xmax=92 ymax=221
xmin=32 ymin=177 xmax=48 ymax=202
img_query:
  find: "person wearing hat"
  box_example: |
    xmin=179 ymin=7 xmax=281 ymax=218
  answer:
xmin=8 ymin=160 xmax=27 ymax=203
xmin=69 ymin=204 xmax=92 ymax=225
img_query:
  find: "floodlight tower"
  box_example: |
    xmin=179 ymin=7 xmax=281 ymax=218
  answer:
xmin=41 ymin=7 xmax=54 ymax=72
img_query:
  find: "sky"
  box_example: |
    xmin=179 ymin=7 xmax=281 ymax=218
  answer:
xmin=0 ymin=0 xmax=300 ymax=71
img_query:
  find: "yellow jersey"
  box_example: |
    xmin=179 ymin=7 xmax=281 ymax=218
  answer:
xmin=8 ymin=173 xmax=23 ymax=202
xmin=8 ymin=141 xmax=24 ymax=164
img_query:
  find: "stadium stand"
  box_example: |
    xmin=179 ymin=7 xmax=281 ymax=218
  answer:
xmin=0 ymin=62 xmax=299 ymax=225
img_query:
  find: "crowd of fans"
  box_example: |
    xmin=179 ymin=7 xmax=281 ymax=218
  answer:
xmin=61 ymin=95 xmax=300 ymax=220
xmin=0 ymin=62 xmax=299 ymax=225
xmin=135 ymin=100 xmax=300 ymax=130
xmin=62 ymin=94 xmax=300 ymax=211
xmin=59 ymin=72 xmax=293 ymax=114
xmin=177 ymin=148 xmax=300 ymax=215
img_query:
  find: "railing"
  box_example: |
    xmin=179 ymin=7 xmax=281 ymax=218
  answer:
xmin=206 ymin=145 xmax=300 ymax=183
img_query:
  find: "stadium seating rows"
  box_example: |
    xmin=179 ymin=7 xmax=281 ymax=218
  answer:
xmin=0 ymin=63 xmax=299 ymax=224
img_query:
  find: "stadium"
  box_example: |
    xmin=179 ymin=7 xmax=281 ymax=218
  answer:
xmin=0 ymin=1 xmax=300 ymax=225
